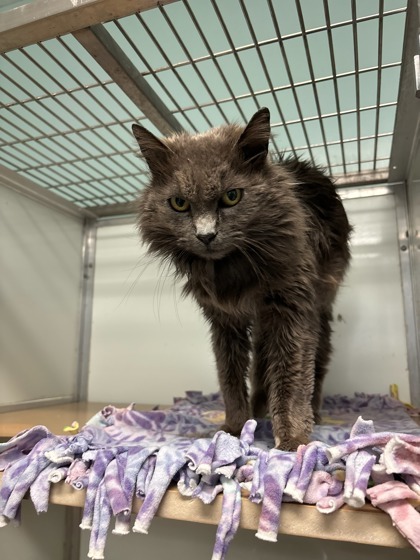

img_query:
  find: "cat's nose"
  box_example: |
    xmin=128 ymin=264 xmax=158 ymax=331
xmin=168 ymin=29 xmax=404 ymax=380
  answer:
xmin=196 ymin=232 xmax=217 ymax=246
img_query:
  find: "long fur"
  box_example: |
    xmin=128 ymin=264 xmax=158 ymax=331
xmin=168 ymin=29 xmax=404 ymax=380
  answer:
xmin=133 ymin=108 xmax=352 ymax=451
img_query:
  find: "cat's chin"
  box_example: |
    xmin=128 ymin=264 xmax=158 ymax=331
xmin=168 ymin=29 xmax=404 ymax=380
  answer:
xmin=193 ymin=247 xmax=233 ymax=261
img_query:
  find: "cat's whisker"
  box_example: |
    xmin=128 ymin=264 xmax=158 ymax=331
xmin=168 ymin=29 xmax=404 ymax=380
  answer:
xmin=156 ymin=256 xmax=177 ymax=322
xmin=233 ymin=242 xmax=266 ymax=285
xmin=171 ymin=275 xmax=182 ymax=326
xmin=117 ymin=253 xmax=157 ymax=309
xmin=153 ymin=257 xmax=169 ymax=322
xmin=170 ymin=250 xmax=189 ymax=326
xmin=241 ymin=238 xmax=278 ymax=263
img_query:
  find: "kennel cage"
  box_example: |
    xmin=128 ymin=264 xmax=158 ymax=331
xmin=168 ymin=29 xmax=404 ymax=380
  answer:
xmin=1 ymin=0 xmax=420 ymax=558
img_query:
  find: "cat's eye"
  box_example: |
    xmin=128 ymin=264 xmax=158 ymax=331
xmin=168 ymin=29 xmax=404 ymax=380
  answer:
xmin=220 ymin=189 xmax=243 ymax=207
xmin=169 ymin=196 xmax=191 ymax=212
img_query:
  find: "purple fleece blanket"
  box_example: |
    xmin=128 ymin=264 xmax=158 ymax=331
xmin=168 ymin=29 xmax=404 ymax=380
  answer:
xmin=1 ymin=392 xmax=420 ymax=559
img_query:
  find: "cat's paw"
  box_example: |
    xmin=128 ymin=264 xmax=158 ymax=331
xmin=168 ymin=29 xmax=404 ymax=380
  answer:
xmin=275 ymin=435 xmax=310 ymax=452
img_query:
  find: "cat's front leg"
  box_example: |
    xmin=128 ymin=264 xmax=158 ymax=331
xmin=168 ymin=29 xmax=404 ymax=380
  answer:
xmin=255 ymin=299 xmax=318 ymax=451
xmin=205 ymin=311 xmax=251 ymax=435
xmin=250 ymin=351 xmax=268 ymax=419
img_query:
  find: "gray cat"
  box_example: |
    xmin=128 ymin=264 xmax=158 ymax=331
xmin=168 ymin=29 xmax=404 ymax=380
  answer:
xmin=132 ymin=108 xmax=351 ymax=450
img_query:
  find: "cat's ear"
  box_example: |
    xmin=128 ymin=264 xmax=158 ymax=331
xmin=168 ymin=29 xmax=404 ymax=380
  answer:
xmin=237 ymin=107 xmax=270 ymax=168
xmin=132 ymin=124 xmax=171 ymax=179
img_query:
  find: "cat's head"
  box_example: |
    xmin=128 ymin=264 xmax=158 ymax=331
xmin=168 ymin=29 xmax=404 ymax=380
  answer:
xmin=133 ymin=108 xmax=292 ymax=265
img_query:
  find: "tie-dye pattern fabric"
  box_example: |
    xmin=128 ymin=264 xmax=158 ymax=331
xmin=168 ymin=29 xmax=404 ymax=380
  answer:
xmin=0 ymin=392 xmax=419 ymax=559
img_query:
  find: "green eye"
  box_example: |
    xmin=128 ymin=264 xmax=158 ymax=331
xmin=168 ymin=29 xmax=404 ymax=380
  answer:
xmin=169 ymin=196 xmax=190 ymax=212
xmin=220 ymin=189 xmax=242 ymax=207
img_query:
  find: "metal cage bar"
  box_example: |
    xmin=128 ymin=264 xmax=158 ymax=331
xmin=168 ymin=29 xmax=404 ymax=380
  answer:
xmin=373 ymin=0 xmax=385 ymax=171
xmin=322 ymin=0 xmax=347 ymax=174
xmin=295 ymin=0 xmax=332 ymax=173
xmin=135 ymin=10 xmax=213 ymax=129
xmin=389 ymin=0 xmax=420 ymax=181
xmin=268 ymin=0 xmax=319 ymax=165
xmin=112 ymin=17 xmax=198 ymax=132
xmin=0 ymin=0 xmax=409 ymax=212
xmin=237 ymin=0 xmax=295 ymax=156
xmin=351 ymin=0 xmax=361 ymax=174
xmin=138 ymin=8 xmax=407 ymax=77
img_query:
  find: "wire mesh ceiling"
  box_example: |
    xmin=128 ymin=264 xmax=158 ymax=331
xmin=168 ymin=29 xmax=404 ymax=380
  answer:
xmin=0 ymin=0 xmax=407 ymax=210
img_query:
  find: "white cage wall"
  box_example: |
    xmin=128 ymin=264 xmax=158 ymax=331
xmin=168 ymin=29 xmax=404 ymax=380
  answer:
xmin=88 ymin=190 xmax=411 ymax=405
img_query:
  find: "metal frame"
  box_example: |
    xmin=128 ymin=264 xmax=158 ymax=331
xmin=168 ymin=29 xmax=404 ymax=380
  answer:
xmin=96 ymin=213 xmax=137 ymax=227
xmin=337 ymin=183 xmax=394 ymax=200
xmin=75 ymin=218 xmax=98 ymax=402
xmin=63 ymin=509 xmax=82 ymax=560
xmin=0 ymin=164 xmax=93 ymax=219
xmin=405 ymin=58 xmax=420 ymax=407
xmin=386 ymin=0 xmax=420 ymax=406
xmin=394 ymin=182 xmax=420 ymax=407
xmin=74 ymin=25 xmax=183 ymax=136
xmin=406 ymin=133 xmax=420 ymax=407
xmin=0 ymin=0 xmax=175 ymax=53
xmin=389 ymin=0 xmax=420 ymax=182
xmin=334 ymin=169 xmax=388 ymax=187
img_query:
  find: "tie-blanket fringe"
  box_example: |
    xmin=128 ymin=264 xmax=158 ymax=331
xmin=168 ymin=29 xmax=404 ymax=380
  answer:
xmin=1 ymin=392 xmax=420 ymax=559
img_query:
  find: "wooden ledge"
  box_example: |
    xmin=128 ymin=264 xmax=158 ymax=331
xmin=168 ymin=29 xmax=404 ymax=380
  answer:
xmin=0 ymin=473 xmax=408 ymax=549
xmin=0 ymin=401 xmax=154 ymax=438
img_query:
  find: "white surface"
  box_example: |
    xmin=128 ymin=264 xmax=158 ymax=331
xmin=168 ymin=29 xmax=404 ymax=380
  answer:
xmin=88 ymin=223 xmax=216 ymax=404
xmin=0 ymin=185 xmax=84 ymax=405
xmin=407 ymin=139 xmax=420 ymax=405
xmin=325 ymin=194 xmax=410 ymax=401
xmin=79 ymin=518 xmax=419 ymax=560
xmin=88 ymin=193 xmax=410 ymax=404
